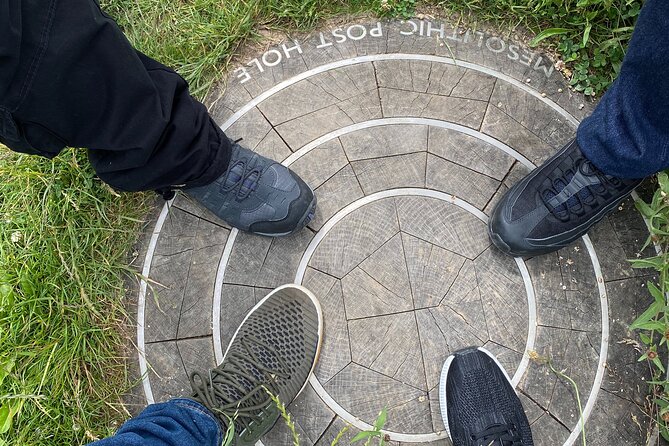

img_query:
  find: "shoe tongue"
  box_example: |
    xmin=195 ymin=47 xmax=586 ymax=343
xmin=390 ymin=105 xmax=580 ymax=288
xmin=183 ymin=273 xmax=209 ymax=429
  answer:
xmin=472 ymin=414 xmax=515 ymax=446
xmin=224 ymin=161 xmax=260 ymax=198
xmin=218 ymin=342 xmax=283 ymax=400
xmin=239 ymin=171 xmax=259 ymax=197
xmin=545 ymin=166 xmax=596 ymax=216
xmin=224 ymin=163 xmax=245 ymax=189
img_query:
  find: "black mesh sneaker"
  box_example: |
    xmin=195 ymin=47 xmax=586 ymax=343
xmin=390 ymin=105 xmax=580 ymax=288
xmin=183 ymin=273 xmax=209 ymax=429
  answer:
xmin=489 ymin=138 xmax=642 ymax=257
xmin=190 ymin=285 xmax=323 ymax=446
xmin=185 ymin=140 xmax=317 ymax=237
xmin=440 ymin=347 xmax=533 ymax=446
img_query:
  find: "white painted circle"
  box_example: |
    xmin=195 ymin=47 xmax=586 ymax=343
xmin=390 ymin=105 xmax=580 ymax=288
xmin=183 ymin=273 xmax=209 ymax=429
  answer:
xmin=292 ymin=187 xmax=538 ymax=443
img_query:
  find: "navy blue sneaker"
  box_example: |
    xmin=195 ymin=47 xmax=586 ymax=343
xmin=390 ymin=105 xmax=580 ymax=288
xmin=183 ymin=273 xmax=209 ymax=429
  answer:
xmin=440 ymin=347 xmax=533 ymax=446
xmin=185 ymin=140 xmax=316 ymax=236
xmin=489 ymin=138 xmax=642 ymax=256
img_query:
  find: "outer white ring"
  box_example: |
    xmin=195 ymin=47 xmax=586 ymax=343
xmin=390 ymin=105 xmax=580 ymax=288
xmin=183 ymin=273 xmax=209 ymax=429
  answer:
xmin=134 ymin=53 xmax=611 ymax=445
xmin=293 ymin=187 xmax=537 ymax=443
xmin=136 ymin=198 xmax=174 ymax=405
xmin=221 ymin=53 xmax=579 ymax=130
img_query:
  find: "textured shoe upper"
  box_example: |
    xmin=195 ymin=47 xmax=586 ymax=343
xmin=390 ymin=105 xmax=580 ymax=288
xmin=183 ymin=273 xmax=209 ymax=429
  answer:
xmin=489 ymin=138 xmax=642 ymax=255
xmin=185 ymin=142 xmax=315 ymax=235
xmin=445 ymin=349 xmax=533 ymax=446
xmin=190 ymin=286 xmax=321 ymax=445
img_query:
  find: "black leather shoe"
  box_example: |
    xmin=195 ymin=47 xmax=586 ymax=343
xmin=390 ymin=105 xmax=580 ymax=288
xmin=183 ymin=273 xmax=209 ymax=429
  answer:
xmin=489 ymin=138 xmax=642 ymax=257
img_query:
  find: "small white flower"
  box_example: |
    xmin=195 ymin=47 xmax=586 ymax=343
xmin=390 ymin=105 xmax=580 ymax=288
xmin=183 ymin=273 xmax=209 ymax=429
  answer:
xmin=11 ymin=231 xmax=22 ymax=243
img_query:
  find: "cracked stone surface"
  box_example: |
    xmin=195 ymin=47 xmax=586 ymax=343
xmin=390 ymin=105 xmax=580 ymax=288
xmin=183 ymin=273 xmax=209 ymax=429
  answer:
xmin=137 ymin=19 xmax=654 ymax=446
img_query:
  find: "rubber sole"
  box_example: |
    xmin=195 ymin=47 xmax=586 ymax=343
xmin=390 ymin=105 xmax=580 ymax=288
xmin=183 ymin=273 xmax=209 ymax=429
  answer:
xmin=438 ymin=347 xmax=513 ymax=442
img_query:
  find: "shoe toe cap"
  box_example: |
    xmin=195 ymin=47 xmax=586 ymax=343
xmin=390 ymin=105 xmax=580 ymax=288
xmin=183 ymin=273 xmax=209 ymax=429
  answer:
xmin=488 ymin=194 xmax=536 ymax=257
xmin=248 ymin=170 xmax=316 ymax=236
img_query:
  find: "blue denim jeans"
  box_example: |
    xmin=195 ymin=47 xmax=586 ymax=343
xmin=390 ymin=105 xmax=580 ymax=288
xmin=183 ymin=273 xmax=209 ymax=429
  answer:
xmin=577 ymin=0 xmax=669 ymax=179
xmin=88 ymin=399 xmax=222 ymax=446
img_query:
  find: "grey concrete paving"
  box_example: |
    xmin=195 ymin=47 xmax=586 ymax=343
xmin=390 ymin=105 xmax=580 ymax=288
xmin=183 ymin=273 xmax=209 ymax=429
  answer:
xmin=135 ymin=19 xmax=656 ymax=446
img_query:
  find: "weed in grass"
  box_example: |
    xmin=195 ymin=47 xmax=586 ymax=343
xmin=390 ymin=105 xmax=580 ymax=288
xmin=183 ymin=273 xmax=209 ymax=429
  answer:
xmin=266 ymin=388 xmax=301 ymax=446
xmin=330 ymin=424 xmax=351 ymax=446
xmin=629 ymin=171 xmax=669 ymax=441
xmin=219 ymin=413 xmax=237 ymax=446
xmin=349 ymin=408 xmax=389 ymax=445
xmin=377 ymin=0 xmax=417 ymax=19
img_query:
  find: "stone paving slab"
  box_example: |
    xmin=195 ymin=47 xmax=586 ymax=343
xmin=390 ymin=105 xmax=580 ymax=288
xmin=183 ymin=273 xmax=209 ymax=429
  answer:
xmin=135 ymin=18 xmax=656 ymax=446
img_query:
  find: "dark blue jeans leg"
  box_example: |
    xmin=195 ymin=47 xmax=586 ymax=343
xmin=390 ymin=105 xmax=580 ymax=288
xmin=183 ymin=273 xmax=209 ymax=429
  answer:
xmin=88 ymin=399 xmax=223 ymax=446
xmin=577 ymin=0 xmax=669 ymax=179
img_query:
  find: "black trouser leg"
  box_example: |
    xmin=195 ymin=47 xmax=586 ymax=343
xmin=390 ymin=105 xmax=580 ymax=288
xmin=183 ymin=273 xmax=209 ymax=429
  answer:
xmin=0 ymin=0 xmax=230 ymax=192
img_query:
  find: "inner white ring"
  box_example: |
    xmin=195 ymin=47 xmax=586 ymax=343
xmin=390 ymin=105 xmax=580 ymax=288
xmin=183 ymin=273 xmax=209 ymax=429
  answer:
xmin=293 ymin=187 xmax=537 ymax=442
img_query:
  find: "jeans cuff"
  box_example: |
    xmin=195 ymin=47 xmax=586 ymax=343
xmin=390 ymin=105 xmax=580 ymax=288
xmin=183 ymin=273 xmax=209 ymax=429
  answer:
xmin=170 ymin=398 xmax=224 ymax=443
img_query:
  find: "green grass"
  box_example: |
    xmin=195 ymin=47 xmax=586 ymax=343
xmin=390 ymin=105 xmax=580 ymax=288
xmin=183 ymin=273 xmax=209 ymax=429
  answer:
xmin=0 ymin=1 xmax=650 ymax=445
xmin=100 ymin=0 xmax=389 ymax=98
xmin=101 ymin=0 xmax=643 ymax=99
xmin=0 ymin=150 xmax=152 ymax=445
xmin=628 ymin=173 xmax=669 ymax=441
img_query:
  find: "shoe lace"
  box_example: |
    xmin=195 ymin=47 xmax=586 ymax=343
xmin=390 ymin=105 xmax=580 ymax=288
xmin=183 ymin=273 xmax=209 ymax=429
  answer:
xmin=472 ymin=423 xmax=523 ymax=446
xmin=189 ymin=335 xmax=290 ymax=432
xmin=222 ymin=140 xmax=264 ymax=201
xmin=540 ymin=158 xmax=622 ymax=222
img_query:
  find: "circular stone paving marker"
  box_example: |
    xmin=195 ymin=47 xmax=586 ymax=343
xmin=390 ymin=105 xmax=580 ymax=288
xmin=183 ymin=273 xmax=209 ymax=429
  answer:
xmin=135 ymin=20 xmax=656 ymax=446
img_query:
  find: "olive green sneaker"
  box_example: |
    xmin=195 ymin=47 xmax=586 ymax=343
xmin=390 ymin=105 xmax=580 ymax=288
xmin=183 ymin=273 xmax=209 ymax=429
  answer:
xmin=190 ymin=285 xmax=323 ymax=445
